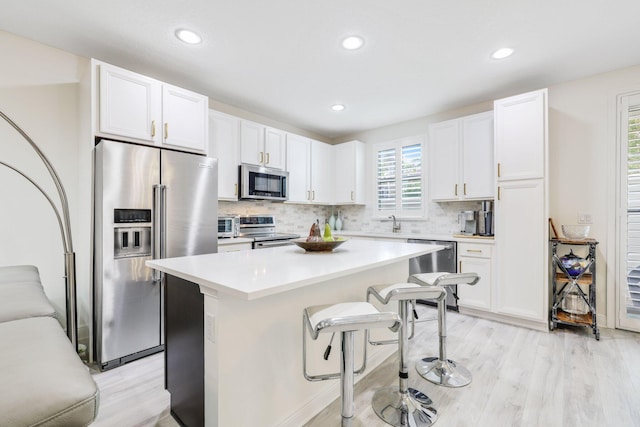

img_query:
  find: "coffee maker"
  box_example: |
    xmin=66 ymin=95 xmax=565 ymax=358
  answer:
xmin=478 ymin=201 xmax=494 ymax=236
xmin=458 ymin=210 xmax=478 ymax=235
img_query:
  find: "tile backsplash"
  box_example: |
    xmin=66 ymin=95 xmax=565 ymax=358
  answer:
xmin=219 ymin=200 xmax=483 ymax=236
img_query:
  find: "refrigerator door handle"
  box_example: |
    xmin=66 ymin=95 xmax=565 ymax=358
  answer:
xmin=152 ymin=184 xmax=166 ymax=284
xmin=159 ymin=184 xmax=167 ymax=260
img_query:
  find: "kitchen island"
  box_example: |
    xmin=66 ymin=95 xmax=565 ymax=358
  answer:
xmin=147 ymin=239 xmax=442 ymax=427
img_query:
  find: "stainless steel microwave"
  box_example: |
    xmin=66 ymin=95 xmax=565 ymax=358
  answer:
xmin=239 ymin=164 xmax=289 ymax=201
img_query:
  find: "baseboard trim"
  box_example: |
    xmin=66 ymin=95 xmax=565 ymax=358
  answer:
xmin=458 ymin=306 xmax=549 ymax=332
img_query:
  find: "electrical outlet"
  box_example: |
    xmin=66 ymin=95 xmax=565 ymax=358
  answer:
xmin=578 ymin=213 xmax=593 ymax=224
xmin=205 ymin=313 xmax=215 ymax=343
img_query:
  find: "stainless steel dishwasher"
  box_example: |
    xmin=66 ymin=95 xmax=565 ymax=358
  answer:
xmin=408 ymin=239 xmax=458 ymax=310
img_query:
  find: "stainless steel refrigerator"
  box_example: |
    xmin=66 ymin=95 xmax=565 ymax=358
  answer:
xmin=94 ymin=139 xmax=217 ymax=370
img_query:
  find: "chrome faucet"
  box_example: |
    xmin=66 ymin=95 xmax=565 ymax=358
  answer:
xmin=389 ymin=215 xmax=401 ymax=233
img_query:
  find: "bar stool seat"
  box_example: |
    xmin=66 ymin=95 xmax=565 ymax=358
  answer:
xmin=367 ymin=283 xmax=446 ymax=427
xmin=303 ymin=302 xmax=401 ymax=427
xmin=409 ymin=272 xmax=479 ymax=388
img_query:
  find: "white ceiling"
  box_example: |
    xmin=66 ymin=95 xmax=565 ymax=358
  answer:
xmin=2 ymin=1 xmax=640 ymax=139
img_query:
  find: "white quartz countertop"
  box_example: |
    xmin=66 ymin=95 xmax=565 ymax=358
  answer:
xmin=336 ymin=230 xmax=494 ymax=244
xmin=146 ymin=239 xmax=442 ymax=300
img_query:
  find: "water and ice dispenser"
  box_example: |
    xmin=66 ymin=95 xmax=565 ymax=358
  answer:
xmin=113 ymin=209 xmax=152 ymax=259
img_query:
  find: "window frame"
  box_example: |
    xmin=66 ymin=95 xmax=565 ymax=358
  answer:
xmin=371 ymin=135 xmax=426 ymax=219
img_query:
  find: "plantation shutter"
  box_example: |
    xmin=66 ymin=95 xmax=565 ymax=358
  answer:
xmin=375 ymin=138 xmax=423 ymax=216
xmin=627 ymin=106 xmax=640 ymax=315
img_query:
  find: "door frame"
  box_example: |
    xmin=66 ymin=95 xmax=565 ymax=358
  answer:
xmin=613 ymin=89 xmax=640 ymax=332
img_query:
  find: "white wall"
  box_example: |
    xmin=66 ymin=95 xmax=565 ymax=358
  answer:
xmin=547 ymin=64 xmax=640 ymax=327
xmin=0 ymin=31 xmax=89 ymax=337
xmin=339 ymin=64 xmax=640 ymax=327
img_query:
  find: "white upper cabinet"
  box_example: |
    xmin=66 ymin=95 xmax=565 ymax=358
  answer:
xmin=285 ymin=134 xmax=332 ymax=204
xmin=429 ymin=119 xmax=460 ymax=201
xmin=494 ymin=90 xmax=546 ymax=181
xmin=310 ymin=139 xmax=333 ymax=204
xmin=162 ymin=84 xmax=208 ymax=153
xmin=264 ymin=127 xmax=286 ymax=170
xmin=97 ymin=61 xmax=208 ymax=154
xmin=429 ymin=111 xmax=494 ymax=201
xmin=208 ymin=110 xmax=240 ymax=200
xmin=334 ymin=140 xmax=366 ymax=204
xmin=240 ymin=121 xmax=285 ymax=169
xmin=285 ymin=133 xmax=311 ymax=203
xmin=98 ymin=63 xmax=161 ymax=143
xmin=462 ymin=112 xmax=494 ymax=198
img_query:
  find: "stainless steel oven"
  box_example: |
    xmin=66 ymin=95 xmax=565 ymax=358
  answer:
xmin=238 ymin=214 xmax=299 ymax=249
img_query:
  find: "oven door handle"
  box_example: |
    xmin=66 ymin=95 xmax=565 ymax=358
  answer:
xmin=254 ymin=240 xmax=294 ymax=249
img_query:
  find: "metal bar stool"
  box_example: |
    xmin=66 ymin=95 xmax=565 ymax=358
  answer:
xmin=409 ymin=272 xmax=479 ymax=388
xmin=303 ymin=302 xmax=401 ymax=427
xmin=366 ymin=282 xmax=446 ymax=427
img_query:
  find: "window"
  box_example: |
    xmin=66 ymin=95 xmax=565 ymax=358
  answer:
xmin=374 ymin=136 xmax=424 ymax=217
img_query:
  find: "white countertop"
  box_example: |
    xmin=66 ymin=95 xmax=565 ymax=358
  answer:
xmin=147 ymin=239 xmax=442 ymax=300
xmin=336 ymin=230 xmax=495 ymax=244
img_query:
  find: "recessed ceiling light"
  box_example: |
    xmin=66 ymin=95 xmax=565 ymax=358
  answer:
xmin=175 ymin=29 xmax=202 ymax=45
xmin=491 ymin=47 xmax=514 ymax=59
xmin=341 ymin=36 xmax=364 ymax=50
xmin=331 ymin=104 xmax=346 ymax=111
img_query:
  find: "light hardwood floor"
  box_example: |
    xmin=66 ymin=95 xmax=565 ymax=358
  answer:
xmin=90 ymin=306 xmax=640 ymax=426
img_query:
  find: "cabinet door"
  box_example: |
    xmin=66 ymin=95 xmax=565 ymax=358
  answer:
xmin=458 ymin=255 xmax=492 ymax=311
xmin=285 ymin=133 xmax=311 ymax=203
xmin=494 ymin=179 xmax=547 ymax=321
xmin=429 ymin=119 xmax=460 ymax=201
xmin=162 ymin=84 xmax=208 ymax=153
xmin=334 ymin=141 xmax=365 ymax=204
xmin=494 ymin=89 xmax=547 ymax=181
xmin=264 ymin=127 xmax=286 ymax=170
xmin=310 ymin=140 xmax=333 ymax=204
xmin=462 ymin=112 xmax=494 ymax=199
xmin=208 ymin=111 xmax=239 ymax=200
xmin=240 ymin=120 xmax=264 ymax=166
xmin=99 ymin=63 xmax=161 ymax=143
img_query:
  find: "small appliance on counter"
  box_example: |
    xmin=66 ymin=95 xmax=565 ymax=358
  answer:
xmin=218 ymin=215 xmax=240 ymax=238
xmin=478 ymin=200 xmax=494 ymax=236
xmin=458 ymin=210 xmax=478 ymax=235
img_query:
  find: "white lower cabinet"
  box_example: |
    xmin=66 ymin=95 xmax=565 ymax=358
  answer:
xmin=494 ymin=179 xmax=547 ymax=322
xmin=457 ymin=242 xmax=492 ymax=311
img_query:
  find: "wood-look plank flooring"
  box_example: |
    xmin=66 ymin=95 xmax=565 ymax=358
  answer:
xmin=89 ymin=305 xmax=640 ymax=426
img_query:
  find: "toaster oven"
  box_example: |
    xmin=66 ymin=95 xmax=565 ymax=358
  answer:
xmin=218 ymin=216 xmax=239 ymax=238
